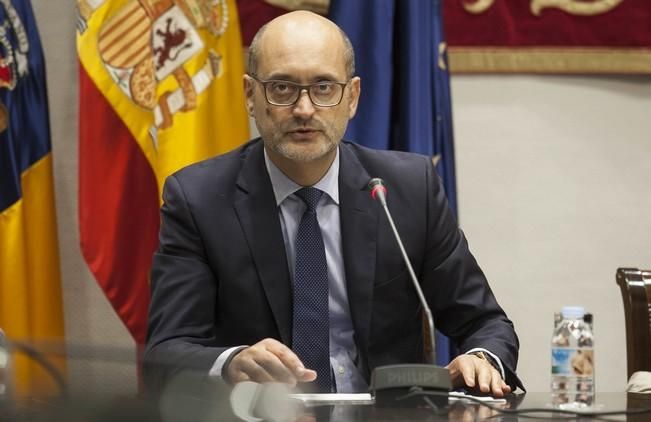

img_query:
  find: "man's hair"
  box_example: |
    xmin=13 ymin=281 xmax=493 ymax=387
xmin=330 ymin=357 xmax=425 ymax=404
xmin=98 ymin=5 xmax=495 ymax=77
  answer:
xmin=247 ymin=22 xmax=356 ymax=80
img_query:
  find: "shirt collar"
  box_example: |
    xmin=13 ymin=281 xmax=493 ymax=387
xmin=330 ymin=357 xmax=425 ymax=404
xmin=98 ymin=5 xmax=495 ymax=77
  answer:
xmin=264 ymin=146 xmax=340 ymax=206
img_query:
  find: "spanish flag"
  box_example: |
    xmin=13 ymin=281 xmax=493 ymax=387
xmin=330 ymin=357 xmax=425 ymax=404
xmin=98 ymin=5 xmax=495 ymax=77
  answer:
xmin=0 ymin=0 xmax=65 ymax=396
xmin=76 ymin=0 xmax=249 ymax=345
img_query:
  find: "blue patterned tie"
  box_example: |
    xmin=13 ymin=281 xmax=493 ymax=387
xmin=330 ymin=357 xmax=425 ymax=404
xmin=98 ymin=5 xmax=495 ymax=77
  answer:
xmin=292 ymin=187 xmax=332 ymax=392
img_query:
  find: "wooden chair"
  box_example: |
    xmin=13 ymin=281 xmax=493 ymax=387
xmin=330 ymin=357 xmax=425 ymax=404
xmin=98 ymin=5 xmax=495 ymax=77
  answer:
xmin=616 ymin=268 xmax=651 ymax=378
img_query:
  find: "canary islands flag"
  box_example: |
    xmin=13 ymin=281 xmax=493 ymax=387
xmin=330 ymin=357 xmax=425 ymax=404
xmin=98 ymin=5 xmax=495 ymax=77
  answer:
xmin=0 ymin=0 xmax=66 ymax=396
xmin=76 ymin=0 xmax=249 ymax=345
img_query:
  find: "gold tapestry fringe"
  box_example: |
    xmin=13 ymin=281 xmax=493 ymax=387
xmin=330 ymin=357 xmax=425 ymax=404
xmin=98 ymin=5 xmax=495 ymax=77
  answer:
xmin=448 ymin=47 xmax=651 ymax=74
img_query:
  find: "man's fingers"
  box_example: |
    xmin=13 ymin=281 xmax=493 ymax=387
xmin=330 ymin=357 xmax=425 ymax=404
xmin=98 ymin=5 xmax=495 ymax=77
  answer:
xmin=227 ymin=339 xmax=298 ymax=384
xmin=476 ymin=362 xmax=491 ymax=393
xmin=227 ymin=338 xmax=322 ymax=385
xmin=263 ymin=339 xmax=315 ymax=382
xmin=236 ymin=354 xmax=277 ymax=383
xmin=447 ymin=354 xmax=513 ymax=397
xmin=229 ymin=370 xmax=251 ymax=384
xmin=459 ymin=357 xmax=476 ymax=388
xmin=256 ymin=352 xmax=299 ymax=385
xmin=489 ymin=371 xmax=504 ymax=397
xmin=446 ymin=355 xmax=472 ymax=388
xmin=501 ymin=381 xmax=512 ymax=395
xmin=493 ymin=378 xmax=512 ymax=397
xmin=296 ymin=368 xmax=317 ymax=382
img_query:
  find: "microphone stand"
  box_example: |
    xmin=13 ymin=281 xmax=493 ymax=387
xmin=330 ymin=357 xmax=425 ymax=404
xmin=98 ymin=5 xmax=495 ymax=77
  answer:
xmin=367 ymin=178 xmax=451 ymax=409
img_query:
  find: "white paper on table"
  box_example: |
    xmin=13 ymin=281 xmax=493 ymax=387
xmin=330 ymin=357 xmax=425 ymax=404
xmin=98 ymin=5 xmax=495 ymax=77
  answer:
xmin=289 ymin=391 xmax=507 ymax=406
xmin=449 ymin=391 xmax=507 ymax=403
xmin=289 ymin=393 xmax=374 ymax=405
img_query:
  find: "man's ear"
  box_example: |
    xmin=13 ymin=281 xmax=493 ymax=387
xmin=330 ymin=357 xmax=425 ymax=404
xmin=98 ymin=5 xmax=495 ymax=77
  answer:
xmin=243 ymin=75 xmax=255 ymax=116
xmin=347 ymin=76 xmax=361 ymax=119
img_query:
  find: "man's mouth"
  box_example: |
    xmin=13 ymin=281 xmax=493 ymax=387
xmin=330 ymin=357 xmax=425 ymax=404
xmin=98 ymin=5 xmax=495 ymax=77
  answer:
xmin=287 ymin=128 xmax=320 ymax=139
xmin=289 ymin=127 xmax=318 ymax=133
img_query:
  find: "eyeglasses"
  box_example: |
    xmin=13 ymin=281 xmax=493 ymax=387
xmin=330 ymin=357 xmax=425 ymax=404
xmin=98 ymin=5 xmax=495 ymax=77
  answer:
xmin=249 ymin=75 xmax=349 ymax=107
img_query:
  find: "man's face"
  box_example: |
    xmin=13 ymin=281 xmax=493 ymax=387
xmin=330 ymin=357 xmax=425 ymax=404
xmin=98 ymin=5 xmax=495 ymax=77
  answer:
xmin=245 ymin=21 xmax=360 ymax=164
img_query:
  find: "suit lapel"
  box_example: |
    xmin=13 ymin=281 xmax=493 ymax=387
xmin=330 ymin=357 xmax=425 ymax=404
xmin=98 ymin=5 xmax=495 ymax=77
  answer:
xmin=233 ymin=141 xmax=292 ymax=345
xmin=339 ymin=143 xmax=379 ymax=365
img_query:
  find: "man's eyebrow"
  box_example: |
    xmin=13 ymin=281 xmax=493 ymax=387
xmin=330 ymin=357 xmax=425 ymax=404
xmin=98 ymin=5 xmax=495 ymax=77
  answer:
xmin=263 ymin=73 xmax=294 ymax=81
xmin=263 ymin=73 xmax=341 ymax=82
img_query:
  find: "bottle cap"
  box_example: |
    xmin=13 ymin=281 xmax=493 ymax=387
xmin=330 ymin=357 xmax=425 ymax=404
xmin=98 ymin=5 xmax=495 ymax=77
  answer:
xmin=561 ymin=306 xmax=585 ymax=319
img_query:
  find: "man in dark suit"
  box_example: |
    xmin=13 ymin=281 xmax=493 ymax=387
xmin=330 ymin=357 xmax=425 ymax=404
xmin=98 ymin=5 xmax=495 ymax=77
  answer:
xmin=145 ymin=10 xmax=521 ymax=396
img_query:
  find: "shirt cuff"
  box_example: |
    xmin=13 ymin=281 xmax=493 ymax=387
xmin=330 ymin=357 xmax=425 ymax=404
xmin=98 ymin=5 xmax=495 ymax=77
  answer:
xmin=465 ymin=347 xmax=505 ymax=380
xmin=209 ymin=346 xmax=248 ymax=381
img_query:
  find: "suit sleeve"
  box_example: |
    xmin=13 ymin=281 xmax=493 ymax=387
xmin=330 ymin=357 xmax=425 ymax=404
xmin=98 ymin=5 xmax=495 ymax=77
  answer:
xmin=420 ymin=159 xmax=524 ymax=390
xmin=143 ymin=174 xmax=228 ymax=393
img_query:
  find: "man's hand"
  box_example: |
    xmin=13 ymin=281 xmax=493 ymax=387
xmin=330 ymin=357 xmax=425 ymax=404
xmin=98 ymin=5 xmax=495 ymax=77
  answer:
xmin=225 ymin=338 xmax=317 ymax=386
xmin=446 ymin=354 xmax=511 ymax=397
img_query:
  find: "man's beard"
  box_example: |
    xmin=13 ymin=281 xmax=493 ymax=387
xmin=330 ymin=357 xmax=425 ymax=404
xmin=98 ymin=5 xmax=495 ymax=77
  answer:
xmin=267 ymin=119 xmax=340 ymax=162
xmin=270 ymin=134 xmax=338 ymax=162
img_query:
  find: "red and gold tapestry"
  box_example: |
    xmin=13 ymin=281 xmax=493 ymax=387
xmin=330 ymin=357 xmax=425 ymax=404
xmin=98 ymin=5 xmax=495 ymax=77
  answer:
xmin=444 ymin=0 xmax=651 ymax=73
xmin=237 ymin=0 xmax=328 ymax=45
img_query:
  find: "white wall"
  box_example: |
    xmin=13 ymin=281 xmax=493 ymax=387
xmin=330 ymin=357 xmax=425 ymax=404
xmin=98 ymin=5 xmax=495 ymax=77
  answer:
xmin=453 ymin=75 xmax=651 ymax=392
xmin=33 ymin=3 xmax=650 ymax=395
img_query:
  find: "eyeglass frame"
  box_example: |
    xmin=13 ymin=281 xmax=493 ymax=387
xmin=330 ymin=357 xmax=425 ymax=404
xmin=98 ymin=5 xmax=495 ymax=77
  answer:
xmin=248 ymin=74 xmax=351 ymax=107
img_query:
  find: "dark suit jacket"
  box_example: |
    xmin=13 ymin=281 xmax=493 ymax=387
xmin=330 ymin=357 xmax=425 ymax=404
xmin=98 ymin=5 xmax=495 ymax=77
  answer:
xmin=144 ymin=139 xmax=521 ymax=391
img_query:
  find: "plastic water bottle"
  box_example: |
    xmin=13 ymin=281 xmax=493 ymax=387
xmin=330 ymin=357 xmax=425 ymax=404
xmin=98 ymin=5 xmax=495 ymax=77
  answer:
xmin=551 ymin=306 xmax=594 ymax=407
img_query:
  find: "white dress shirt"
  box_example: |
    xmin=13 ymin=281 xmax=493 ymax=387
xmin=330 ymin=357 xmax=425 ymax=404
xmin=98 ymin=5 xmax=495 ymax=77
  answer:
xmin=211 ymin=147 xmax=367 ymax=392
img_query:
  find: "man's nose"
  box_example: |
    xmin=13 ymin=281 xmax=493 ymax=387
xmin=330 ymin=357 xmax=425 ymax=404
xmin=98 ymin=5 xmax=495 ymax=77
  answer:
xmin=292 ymin=90 xmax=316 ymax=118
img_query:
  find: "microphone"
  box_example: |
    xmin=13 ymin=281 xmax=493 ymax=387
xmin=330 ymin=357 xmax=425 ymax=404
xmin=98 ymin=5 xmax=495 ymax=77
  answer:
xmin=368 ymin=178 xmax=436 ymax=363
xmin=368 ymin=177 xmax=387 ymax=207
xmin=366 ymin=178 xmax=451 ymax=408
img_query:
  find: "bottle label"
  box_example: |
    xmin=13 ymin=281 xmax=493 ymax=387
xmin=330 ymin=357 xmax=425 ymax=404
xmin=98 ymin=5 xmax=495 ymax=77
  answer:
xmin=551 ymin=347 xmax=594 ymax=376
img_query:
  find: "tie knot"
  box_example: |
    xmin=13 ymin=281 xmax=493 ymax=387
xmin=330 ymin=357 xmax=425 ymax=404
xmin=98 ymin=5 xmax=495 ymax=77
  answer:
xmin=295 ymin=187 xmax=323 ymax=211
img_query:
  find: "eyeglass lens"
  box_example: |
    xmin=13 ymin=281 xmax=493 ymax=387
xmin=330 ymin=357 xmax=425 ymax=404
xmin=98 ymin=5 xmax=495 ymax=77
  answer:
xmin=265 ymin=81 xmax=343 ymax=106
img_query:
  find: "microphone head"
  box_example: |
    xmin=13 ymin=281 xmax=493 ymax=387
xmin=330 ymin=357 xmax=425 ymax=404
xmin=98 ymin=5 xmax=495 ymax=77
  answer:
xmin=367 ymin=177 xmax=385 ymax=190
xmin=367 ymin=178 xmax=387 ymax=205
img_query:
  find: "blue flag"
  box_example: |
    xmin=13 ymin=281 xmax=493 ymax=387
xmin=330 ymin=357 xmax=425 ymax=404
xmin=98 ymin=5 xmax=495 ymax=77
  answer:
xmin=0 ymin=0 xmax=66 ymax=396
xmin=330 ymin=0 xmax=457 ymax=365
